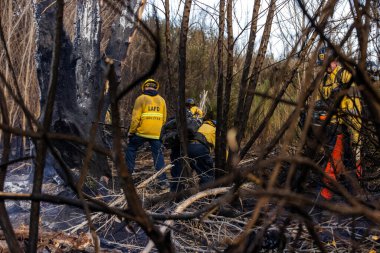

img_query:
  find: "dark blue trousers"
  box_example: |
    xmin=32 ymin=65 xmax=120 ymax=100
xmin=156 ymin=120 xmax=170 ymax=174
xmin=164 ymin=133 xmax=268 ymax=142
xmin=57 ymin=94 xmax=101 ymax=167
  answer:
xmin=125 ymin=135 xmax=167 ymax=181
xmin=170 ymin=142 xmax=214 ymax=192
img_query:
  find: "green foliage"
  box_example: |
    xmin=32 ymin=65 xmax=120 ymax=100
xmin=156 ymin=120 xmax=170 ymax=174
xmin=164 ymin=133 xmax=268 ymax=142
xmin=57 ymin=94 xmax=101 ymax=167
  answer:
xmin=123 ymin=18 xmax=299 ymax=146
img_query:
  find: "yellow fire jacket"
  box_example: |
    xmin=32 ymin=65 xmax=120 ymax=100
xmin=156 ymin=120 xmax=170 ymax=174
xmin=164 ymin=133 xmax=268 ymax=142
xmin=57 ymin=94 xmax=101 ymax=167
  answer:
xmin=197 ymin=120 xmax=216 ymax=149
xmin=129 ymin=93 xmax=167 ymax=139
xmin=319 ymin=65 xmax=362 ymax=144
xmin=190 ymin=106 xmax=204 ymax=118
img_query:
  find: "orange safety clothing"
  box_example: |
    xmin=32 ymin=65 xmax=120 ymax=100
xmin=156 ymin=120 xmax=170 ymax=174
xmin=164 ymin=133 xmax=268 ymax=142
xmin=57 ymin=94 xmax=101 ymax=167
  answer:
xmin=320 ymin=134 xmax=344 ymax=200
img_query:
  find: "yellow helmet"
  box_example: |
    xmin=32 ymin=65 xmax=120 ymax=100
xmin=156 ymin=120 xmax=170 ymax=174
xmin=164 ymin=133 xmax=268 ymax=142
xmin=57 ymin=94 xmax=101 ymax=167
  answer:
xmin=141 ymin=79 xmax=159 ymax=91
xmin=317 ymin=46 xmax=335 ymax=66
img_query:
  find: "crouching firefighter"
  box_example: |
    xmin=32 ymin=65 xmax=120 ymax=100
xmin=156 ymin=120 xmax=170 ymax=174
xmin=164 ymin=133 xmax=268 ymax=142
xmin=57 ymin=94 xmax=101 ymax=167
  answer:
xmin=125 ymin=79 xmax=168 ymax=187
xmin=162 ymin=111 xmax=216 ymax=192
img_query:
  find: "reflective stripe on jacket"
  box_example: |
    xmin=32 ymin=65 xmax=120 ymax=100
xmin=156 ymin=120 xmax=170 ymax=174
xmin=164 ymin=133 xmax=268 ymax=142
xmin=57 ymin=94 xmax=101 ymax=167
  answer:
xmin=129 ymin=94 xmax=167 ymax=139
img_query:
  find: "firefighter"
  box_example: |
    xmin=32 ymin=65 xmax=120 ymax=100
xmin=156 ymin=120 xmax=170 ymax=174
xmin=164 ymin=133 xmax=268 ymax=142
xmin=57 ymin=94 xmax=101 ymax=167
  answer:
xmin=366 ymin=61 xmax=380 ymax=81
xmin=125 ymin=79 xmax=168 ymax=187
xmin=317 ymin=47 xmax=362 ymax=200
xmin=170 ymin=111 xmax=216 ymax=192
xmin=186 ymin=98 xmax=204 ymax=119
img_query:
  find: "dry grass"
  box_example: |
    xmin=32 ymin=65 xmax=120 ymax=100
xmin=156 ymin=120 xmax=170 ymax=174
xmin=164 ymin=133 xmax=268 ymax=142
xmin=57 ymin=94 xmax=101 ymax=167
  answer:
xmin=38 ymin=148 xmax=377 ymax=252
xmin=1 ymin=1 xmax=380 ymax=252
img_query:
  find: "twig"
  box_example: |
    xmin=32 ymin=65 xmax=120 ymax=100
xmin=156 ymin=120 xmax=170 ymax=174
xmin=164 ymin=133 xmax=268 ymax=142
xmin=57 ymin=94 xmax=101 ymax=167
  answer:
xmin=142 ymin=187 xmax=230 ymax=253
xmin=137 ymin=164 xmax=173 ymax=189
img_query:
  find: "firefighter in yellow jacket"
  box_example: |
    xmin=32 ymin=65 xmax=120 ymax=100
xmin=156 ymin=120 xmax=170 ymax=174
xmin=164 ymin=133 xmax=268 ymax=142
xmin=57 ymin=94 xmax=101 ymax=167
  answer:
xmin=170 ymin=111 xmax=216 ymax=192
xmin=186 ymin=98 xmax=204 ymax=118
xmin=125 ymin=79 xmax=168 ymax=186
xmin=317 ymin=47 xmax=362 ymax=200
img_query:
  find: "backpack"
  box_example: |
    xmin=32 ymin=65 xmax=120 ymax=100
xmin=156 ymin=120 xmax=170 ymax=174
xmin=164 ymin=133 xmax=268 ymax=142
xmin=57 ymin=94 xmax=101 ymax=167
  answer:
xmin=160 ymin=110 xmax=202 ymax=148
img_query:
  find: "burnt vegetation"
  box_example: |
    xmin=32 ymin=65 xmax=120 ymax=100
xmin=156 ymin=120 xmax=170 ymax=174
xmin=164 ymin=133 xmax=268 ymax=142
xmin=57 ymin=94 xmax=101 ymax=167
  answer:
xmin=0 ymin=0 xmax=380 ymax=252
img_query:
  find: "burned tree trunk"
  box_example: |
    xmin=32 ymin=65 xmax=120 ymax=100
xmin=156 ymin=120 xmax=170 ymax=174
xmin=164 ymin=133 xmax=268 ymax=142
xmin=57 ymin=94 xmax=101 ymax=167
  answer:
xmin=235 ymin=0 xmax=276 ymax=146
xmin=164 ymin=0 xmax=176 ymax=115
xmin=30 ymin=1 xmax=65 ymax=250
xmin=177 ymin=0 xmax=193 ymax=171
xmin=233 ymin=0 xmax=261 ymax=137
xmin=33 ymin=0 xmax=146 ymax=181
xmin=215 ymin=0 xmax=234 ymax=175
xmin=222 ymin=0 xmax=234 ymax=171
xmin=215 ymin=0 xmax=226 ymax=176
xmin=0 ymin=88 xmax=22 ymax=253
xmin=33 ymin=0 xmax=108 ymax=181
xmin=226 ymin=0 xmax=261 ymax=170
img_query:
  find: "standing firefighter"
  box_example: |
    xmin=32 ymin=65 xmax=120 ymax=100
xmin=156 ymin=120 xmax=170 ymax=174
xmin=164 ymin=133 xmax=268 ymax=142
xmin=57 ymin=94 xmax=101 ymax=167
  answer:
xmin=186 ymin=98 xmax=204 ymax=119
xmin=317 ymin=47 xmax=362 ymax=200
xmin=125 ymin=79 xmax=168 ymax=187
